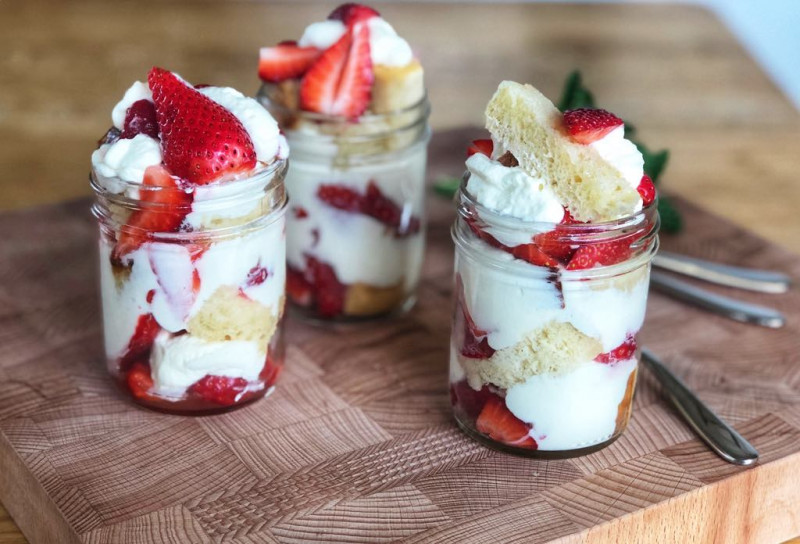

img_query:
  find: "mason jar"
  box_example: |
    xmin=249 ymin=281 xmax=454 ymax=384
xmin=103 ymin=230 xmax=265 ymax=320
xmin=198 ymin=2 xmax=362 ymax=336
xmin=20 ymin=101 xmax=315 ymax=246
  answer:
xmin=450 ymin=176 xmax=659 ymax=457
xmin=91 ymin=160 xmax=288 ymax=414
xmin=257 ymin=84 xmax=431 ymax=320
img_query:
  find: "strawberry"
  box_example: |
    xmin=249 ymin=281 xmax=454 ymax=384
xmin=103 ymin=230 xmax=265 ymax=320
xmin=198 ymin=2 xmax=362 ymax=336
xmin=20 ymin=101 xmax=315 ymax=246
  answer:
xmin=509 ymin=243 xmax=560 ymax=268
xmin=111 ymin=165 xmax=192 ymax=263
xmin=476 ymin=397 xmax=538 ymax=448
xmin=317 ymin=182 xmax=420 ymax=237
xmin=188 ymin=375 xmax=249 ymax=406
xmin=127 ymin=362 xmax=155 ymax=400
xmin=259 ymin=43 xmax=322 ymax=83
xmin=300 ymin=23 xmax=373 ymax=118
xmin=120 ymin=99 xmax=159 ymax=140
xmin=328 ymin=3 xmax=380 ymax=25
xmin=533 ymin=230 xmax=575 ymax=265
xmin=304 ymin=255 xmax=347 ymax=318
xmin=562 ymin=108 xmax=624 ymax=145
xmin=637 ymin=174 xmax=656 ymax=206
xmin=455 ymin=274 xmax=495 ymax=359
xmin=317 ymin=184 xmax=362 ymax=212
xmin=148 ymin=67 xmax=257 ymax=184
xmin=466 ymin=139 xmax=493 ymax=158
xmin=244 ymin=263 xmax=269 ymax=287
xmin=293 ymin=206 xmax=309 ymax=219
xmin=450 ymin=380 xmax=494 ymax=419
xmin=595 ymin=335 xmax=637 ymax=364
xmin=566 ymin=240 xmax=631 ymax=270
xmin=286 ymin=265 xmax=313 ymax=307
xmin=118 ymin=314 xmax=161 ymax=371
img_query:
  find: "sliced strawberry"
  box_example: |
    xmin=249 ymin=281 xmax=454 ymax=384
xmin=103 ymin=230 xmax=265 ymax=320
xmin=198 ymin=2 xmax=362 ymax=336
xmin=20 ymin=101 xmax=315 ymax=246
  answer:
xmin=188 ymin=375 xmax=249 ymax=406
xmin=595 ymin=335 xmax=637 ymax=364
xmin=148 ymin=67 xmax=256 ymax=184
xmin=563 ymin=108 xmax=624 ymax=145
xmin=111 ymin=164 xmax=192 ymax=263
xmin=317 ymin=182 xmax=420 ymax=237
xmin=450 ymin=380 xmax=495 ymax=419
xmin=466 ymin=139 xmax=493 ymax=158
xmin=286 ymin=265 xmax=313 ymax=307
xmin=244 ymin=263 xmax=269 ymax=287
xmin=119 ymin=314 xmax=161 ymax=371
xmin=637 ymin=174 xmax=656 ymax=206
xmin=304 ymin=255 xmax=347 ymax=318
xmin=533 ymin=230 xmax=575 ymax=265
xmin=120 ymin=99 xmax=159 ymax=140
xmin=317 ymin=184 xmax=362 ymax=212
xmin=328 ymin=3 xmax=380 ymax=25
xmin=300 ymin=23 xmax=373 ymax=118
xmin=259 ymin=44 xmax=322 ymax=83
xmin=509 ymin=243 xmax=560 ymax=268
xmin=127 ymin=361 xmax=155 ymax=400
xmin=566 ymin=240 xmax=632 ymax=270
xmin=455 ymin=274 xmax=495 ymax=359
xmin=476 ymin=397 xmax=538 ymax=448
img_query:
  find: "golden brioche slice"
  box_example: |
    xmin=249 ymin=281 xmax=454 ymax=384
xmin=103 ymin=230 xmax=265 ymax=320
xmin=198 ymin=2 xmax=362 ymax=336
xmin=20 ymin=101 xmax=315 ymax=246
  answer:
xmin=371 ymin=59 xmax=425 ymax=114
xmin=485 ymin=81 xmax=640 ymax=222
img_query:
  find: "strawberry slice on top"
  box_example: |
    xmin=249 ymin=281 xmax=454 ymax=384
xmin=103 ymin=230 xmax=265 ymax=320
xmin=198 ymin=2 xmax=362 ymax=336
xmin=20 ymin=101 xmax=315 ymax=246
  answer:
xmin=259 ymin=42 xmax=322 ymax=83
xmin=300 ymin=22 xmax=373 ymax=118
xmin=328 ymin=3 xmax=380 ymax=26
xmin=562 ymin=108 xmax=624 ymax=145
xmin=148 ymin=67 xmax=257 ymax=185
xmin=112 ymin=165 xmax=192 ymax=263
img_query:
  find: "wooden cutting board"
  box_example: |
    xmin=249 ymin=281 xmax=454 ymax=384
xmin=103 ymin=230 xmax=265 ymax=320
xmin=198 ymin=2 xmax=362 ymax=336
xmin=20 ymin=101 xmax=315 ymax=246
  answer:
xmin=1 ymin=128 xmax=799 ymax=544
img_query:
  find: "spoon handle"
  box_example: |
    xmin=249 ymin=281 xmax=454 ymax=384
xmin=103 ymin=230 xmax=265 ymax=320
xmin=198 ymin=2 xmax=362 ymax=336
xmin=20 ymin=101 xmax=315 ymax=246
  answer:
xmin=641 ymin=348 xmax=759 ymax=466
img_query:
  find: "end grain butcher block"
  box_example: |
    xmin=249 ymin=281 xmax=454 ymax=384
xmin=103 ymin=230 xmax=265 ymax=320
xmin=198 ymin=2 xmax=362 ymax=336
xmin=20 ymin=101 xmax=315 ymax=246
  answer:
xmin=1 ymin=129 xmax=800 ymax=544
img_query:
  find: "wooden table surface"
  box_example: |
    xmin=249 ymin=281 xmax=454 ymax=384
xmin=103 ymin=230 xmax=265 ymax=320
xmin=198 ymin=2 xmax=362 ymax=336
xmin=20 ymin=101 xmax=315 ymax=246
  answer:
xmin=1 ymin=1 xmax=799 ymax=543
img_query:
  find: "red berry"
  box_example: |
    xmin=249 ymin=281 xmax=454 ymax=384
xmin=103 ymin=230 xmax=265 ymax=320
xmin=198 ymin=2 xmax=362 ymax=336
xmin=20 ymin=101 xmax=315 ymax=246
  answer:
xmin=293 ymin=206 xmax=309 ymax=219
xmin=328 ymin=3 xmax=380 ymax=25
xmin=317 ymin=182 xmax=420 ymax=237
xmin=300 ymin=23 xmax=373 ymax=118
xmin=111 ymin=165 xmax=193 ymax=262
xmin=120 ymin=99 xmax=159 ymax=140
xmin=286 ymin=264 xmax=314 ymax=307
xmin=455 ymin=274 xmax=495 ymax=359
xmin=317 ymin=184 xmax=362 ymax=212
xmin=118 ymin=314 xmax=161 ymax=371
xmin=127 ymin=362 xmax=155 ymax=400
xmin=595 ymin=335 xmax=637 ymax=363
xmin=563 ymin=108 xmax=624 ymax=145
xmin=148 ymin=67 xmax=257 ymax=184
xmin=637 ymin=174 xmax=656 ymax=206
xmin=258 ymin=44 xmax=322 ymax=83
xmin=450 ymin=380 xmax=495 ymax=419
xmin=244 ymin=263 xmax=269 ymax=287
xmin=466 ymin=139 xmax=493 ymax=158
xmin=304 ymin=255 xmax=347 ymax=318
xmin=509 ymin=242 xmax=560 ymax=269
xmin=188 ymin=375 xmax=249 ymax=406
xmin=476 ymin=397 xmax=538 ymax=448
xmin=566 ymin=240 xmax=632 ymax=270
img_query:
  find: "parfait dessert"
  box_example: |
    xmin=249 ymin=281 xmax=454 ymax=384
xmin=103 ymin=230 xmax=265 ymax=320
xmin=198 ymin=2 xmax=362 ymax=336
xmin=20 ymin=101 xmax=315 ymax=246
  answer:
xmin=257 ymin=3 xmax=430 ymax=319
xmin=91 ymin=67 xmax=288 ymax=413
xmin=450 ymin=81 xmax=659 ymax=456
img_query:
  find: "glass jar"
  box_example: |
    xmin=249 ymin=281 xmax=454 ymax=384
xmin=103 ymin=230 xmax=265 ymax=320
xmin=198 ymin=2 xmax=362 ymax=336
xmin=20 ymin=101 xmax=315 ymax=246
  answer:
xmin=91 ymin=160 xmax=288 ymax=414
xmin=258 ymin=84 xmax=431 ymax=320
xmin=449 ymin=176 xmax=659 ymax=457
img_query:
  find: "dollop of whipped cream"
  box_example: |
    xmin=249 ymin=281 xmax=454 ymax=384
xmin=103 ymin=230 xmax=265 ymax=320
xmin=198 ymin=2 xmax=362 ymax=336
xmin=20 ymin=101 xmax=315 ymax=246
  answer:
xmin=198 ymin=86 xmax=281 ymax=163
xmin=589 ymin=126 xmax=644 ymax=189
xmin=298 ymin=17 xmax=413 ymax=67
xmin=111 ymin=81 xmax=152 ymax=129
xmin=466 ymin=153 xmax=565 ymax=223
xmin=91 ymin=134 xmax=162 ymax=185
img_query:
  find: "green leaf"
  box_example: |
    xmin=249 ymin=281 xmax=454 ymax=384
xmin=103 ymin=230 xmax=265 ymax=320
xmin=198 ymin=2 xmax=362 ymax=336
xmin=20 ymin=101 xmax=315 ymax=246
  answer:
xmin=633 ymin=141 xmax=669 ymax=183
xmin=557 ymin=71 xmax=595 ymax=112
xmin=658 ymin=196 xmax=683 ymax=234
xmin=433 ymin=176 xmax=461 ymax=199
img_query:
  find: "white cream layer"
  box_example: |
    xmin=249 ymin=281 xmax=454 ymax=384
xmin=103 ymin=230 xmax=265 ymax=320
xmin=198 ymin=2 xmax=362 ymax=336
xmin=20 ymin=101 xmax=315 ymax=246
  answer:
xmin=297 ymin=17 xmax=413 ymax=67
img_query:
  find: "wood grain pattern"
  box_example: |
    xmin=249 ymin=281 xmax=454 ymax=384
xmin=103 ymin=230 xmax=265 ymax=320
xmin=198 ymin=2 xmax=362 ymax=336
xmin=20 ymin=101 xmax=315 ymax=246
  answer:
xmin=1 ymin=127 xmax=799 ymax=543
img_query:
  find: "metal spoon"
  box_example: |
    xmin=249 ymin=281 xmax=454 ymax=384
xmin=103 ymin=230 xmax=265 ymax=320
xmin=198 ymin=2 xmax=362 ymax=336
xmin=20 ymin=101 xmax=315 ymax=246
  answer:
xmin=654 ymin=250 xmax=791 ymax=294
xmin=641 ymin=348 xmax=759 ymax=466
xmin=650 ymin=271 xmax=786 ymax=328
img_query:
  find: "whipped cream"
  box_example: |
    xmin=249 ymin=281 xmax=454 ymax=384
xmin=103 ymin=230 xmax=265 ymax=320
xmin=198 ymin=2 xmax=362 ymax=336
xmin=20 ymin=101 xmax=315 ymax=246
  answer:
xmin=198 ymin=86 xmax=281 ymax=164
xmin=91 ymin=134 xmax=162 ymax=188
xmin=505 ymin=357 xmax=636 ymax=450
xmin=297 ymin=17 xmax=413 ymax=67
xmin=111 ymin=81 xmax=152 ymax=129
xmin=150 ymin=331 xmax=265 ymax=396
xmin=590 ymin=126 xmax=644 ymax=190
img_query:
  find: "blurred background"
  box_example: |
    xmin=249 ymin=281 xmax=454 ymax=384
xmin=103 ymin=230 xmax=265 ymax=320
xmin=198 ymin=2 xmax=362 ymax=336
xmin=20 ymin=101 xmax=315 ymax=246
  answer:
xmin=0 ymin=0 xmax=798 ymax=250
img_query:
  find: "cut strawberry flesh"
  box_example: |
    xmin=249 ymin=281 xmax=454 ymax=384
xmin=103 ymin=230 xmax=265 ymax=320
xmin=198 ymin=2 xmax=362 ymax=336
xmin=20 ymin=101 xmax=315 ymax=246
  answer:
xmin=563 ymin=108 xmax=624 ymax=145
xmin=454 ymin=274 xmax=495 ymax=359
xmin=317 ymin=181 xmax=420 ymax=237
xmin=286 ymin=265 xmax=314 ymax=307
xmin=244 ymin=263 xmax=269 ymax=287
xmin=637 ymin=174 xmax=656 ymax=206
xmin=126 ymin=361 xmax=155 ymax=400
xmin=466 ymin=138 xmax=493 ymax=158
xmin=328 ymin=3 xmax=380 ymax=25
xmin=259 ymin=44 xmax=322 ymax=83
xmin=476 ymin=397 xmax=538 ymax=448
xmin=450 ymin=379 xmax=495 ymax=420
xmin=293 ymin=206 xmax=309 ymax=219
xmin=595 ymin=335 xmax=637 ymax=363
xmin=566 ymin=239 xmax=632 ymax=270
xmin=118 ymin=313 xmax=161 ymax=371
xmin=188 ymin=375 xmax=249 ymax=406
xmin=120 ymin=99 xmax=159 ymax=140
xmin=304 ymin=255 xmax=347 ymax=318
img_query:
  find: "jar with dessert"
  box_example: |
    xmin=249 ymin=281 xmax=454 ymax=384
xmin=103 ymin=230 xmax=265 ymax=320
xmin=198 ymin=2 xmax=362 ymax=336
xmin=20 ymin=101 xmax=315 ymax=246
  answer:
xmin=256 ymin=3 xmax=431 ymax=320
xmin=450 ymin=81 xmax=660 ymax=457
xmin=91 ymin=67 xmax=289 ymax=414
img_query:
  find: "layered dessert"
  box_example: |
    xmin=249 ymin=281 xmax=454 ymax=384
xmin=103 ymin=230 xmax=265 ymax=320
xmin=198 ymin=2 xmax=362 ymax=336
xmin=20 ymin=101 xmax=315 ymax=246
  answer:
xmin=91 ymin=67 xmax=288 ymax=412
xmin=257 ymin=3 xmax=430 ymax=319
xmin=450 ymin=81 xmax=658 ymax=453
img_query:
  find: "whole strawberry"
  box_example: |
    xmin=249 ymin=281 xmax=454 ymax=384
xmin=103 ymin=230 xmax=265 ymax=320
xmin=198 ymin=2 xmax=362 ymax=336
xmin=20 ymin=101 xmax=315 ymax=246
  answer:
xmin=148 ymin=67 xmax=257 ymax=184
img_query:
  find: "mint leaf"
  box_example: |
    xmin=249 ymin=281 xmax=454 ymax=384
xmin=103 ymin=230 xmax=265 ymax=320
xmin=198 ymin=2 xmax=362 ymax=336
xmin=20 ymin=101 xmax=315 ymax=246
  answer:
xmin=658 ymin=196 xmax=683 ymax=233
xmin=558 ymin=71 xmax=595 ymax=111
xmin=433 ymin=176 xmax=461 ymax=198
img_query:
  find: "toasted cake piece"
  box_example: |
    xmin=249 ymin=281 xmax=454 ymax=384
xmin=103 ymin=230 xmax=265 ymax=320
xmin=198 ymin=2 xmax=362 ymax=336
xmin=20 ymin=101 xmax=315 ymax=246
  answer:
xmin=188 ymin=286 xmax=277 ymax=351
xmin=344 ymin=281 xmax=406 ymax=316
xmin=485 ymin=81 xmax=641 ymax=222
xmin=458 ymin=321 xmax=602 ymax=390
xmin=371 ymin=59 xmax=425 ymax=114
